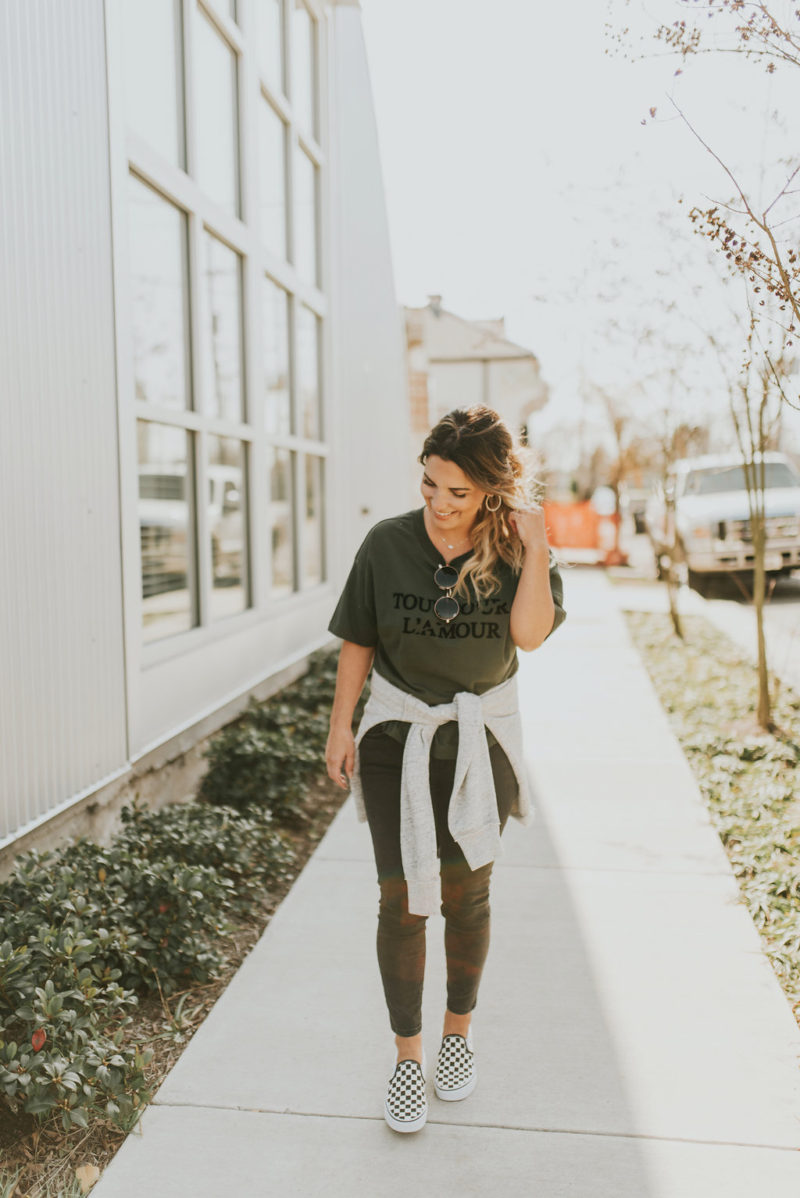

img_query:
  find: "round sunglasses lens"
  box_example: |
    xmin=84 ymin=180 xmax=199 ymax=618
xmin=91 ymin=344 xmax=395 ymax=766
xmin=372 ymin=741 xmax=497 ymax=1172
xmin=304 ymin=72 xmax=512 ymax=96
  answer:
xmin=434 ymin=565 xmax=459 ymax=589
xmin=434 ymin=595 xmax=460 ymax=623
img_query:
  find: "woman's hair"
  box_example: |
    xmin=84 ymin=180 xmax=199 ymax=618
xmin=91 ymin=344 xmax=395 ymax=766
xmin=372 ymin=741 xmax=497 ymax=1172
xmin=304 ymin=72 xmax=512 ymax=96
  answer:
xmin=419 ymin=405 xmax=540 ymax=602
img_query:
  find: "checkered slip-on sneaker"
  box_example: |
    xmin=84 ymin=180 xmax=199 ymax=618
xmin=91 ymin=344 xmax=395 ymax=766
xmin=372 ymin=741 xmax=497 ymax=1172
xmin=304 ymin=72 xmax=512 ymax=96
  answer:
xmin=434 ymin=1029 xmax=476 ymax=1101
xmin=384 ymin=1049 xmax=428 ymax=1133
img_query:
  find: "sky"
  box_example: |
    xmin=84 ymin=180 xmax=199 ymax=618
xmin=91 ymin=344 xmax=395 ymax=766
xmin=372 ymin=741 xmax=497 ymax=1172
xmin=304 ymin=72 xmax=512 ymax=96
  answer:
xmin=358 ymin=0 xmax=800 ymax=460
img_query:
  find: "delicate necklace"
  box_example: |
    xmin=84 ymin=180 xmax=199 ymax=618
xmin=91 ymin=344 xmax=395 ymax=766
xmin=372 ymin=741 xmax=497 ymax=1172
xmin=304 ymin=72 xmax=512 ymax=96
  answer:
xmin=425 ymin=507 xmax=472 ymax=555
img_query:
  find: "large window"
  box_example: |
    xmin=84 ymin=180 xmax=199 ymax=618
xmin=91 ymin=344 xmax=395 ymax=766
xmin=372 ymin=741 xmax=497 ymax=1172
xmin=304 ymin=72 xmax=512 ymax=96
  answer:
xmin=128 ymin=175 xmax=191 ymax=412
xmin=296 ymin=303 xmax=320 ymax=439
xmin=201 ymin=232 xmax=244 ymax=422
xmin=269 ymin=447 xmax=294 ymax=595
xmin=208 ymin=435 xmax=248 ymax=617
xmin=293 ymin=145 xmax=318 ymax=286
xmin=263 ymin=277 xmax=290 ymax=436
xmin=138 ymin=422 xmax=196 ymax=642
xmin=121 ymin=0 xmax=185 ymax=168
xmin=292 ymin=1 xmax=317 ymax=139
xmin=255 ymin=0 xmax=284 ymax=95
xmin=258 ymin=99 xmax=288 ymax=259
xmin=123 ymin=0 xmax=327 ymax=646
xmin=194 ymin=5 xmax=240 ymax=217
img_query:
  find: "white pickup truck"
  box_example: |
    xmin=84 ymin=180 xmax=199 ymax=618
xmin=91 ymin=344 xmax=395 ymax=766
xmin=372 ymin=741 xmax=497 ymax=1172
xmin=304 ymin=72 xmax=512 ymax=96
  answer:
xmin=645 ymin=451 xmax=800 ymax=593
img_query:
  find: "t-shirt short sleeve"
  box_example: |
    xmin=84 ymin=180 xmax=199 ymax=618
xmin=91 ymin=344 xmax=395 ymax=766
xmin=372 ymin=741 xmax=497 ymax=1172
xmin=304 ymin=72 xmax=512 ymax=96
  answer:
xmin=328 ymin=536 xmax=378 ymax=648
xmin=544 ymin=552 xmax=567 ymax=641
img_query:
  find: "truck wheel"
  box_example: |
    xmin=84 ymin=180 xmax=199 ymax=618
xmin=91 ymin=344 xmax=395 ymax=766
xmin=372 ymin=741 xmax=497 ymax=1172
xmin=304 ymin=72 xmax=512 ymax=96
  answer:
xmin=687 ymin=569 xmax=711 ymax=597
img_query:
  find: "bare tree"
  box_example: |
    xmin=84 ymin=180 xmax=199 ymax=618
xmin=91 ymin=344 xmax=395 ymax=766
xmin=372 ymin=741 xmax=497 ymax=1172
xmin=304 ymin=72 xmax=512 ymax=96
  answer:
xmin=590 ymin=385 xmax=650 ymax=565
xmin=651 ymin=405 xmax=711 ymax=637
xmin=618 ymin=0 xmax=800 ymax=375
xmin=610 ymin=0 xmax=800 ymax=725
xmin=704 ymin=308 xmax=791 ymax=728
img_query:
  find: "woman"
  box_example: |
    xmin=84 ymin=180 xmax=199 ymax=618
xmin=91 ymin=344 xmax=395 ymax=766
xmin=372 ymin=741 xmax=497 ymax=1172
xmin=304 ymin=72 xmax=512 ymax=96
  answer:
xmin=325 ymin=405 xmax=566 ymax=1133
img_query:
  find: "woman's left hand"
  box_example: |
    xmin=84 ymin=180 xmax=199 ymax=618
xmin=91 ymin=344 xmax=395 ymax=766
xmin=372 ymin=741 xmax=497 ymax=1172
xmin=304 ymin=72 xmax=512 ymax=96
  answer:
xmin=508 ymin=506 xmax=549 ymax=553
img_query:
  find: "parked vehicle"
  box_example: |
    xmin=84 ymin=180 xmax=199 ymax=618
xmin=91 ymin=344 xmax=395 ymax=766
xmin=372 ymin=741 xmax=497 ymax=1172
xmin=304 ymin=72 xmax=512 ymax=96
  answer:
xmin=644 ymin=452 xmax=800 ymax=593
xmin=619 ymin=483 xmax=651 ymax=534
xmin=139 ymin=464 xmax=244 ymax=597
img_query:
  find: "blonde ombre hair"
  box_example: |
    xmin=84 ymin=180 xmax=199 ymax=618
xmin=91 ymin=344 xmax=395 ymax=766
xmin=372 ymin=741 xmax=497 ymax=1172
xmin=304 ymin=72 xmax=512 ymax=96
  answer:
xmin=419 ymin=406 xmax=540 ymax=602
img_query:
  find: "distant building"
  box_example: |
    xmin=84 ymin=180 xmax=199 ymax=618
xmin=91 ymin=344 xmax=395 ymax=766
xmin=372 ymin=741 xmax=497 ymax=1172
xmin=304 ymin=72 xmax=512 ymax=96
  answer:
xmin=404 ymin=296 xmax=549 ymax=455
xmin=0 ymin=0 xmax=408 ymax=864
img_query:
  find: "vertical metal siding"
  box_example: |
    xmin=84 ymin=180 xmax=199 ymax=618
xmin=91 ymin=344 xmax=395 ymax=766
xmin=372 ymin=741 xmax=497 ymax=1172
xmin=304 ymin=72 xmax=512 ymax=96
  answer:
xmin=0 ymin=1 xmax=128 ymax=844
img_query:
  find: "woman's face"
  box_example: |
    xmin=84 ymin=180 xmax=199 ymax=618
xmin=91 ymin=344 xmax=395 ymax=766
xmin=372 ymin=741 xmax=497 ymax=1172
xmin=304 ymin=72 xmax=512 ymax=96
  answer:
xmin=420 ymin=455 xmax=487 ymax=536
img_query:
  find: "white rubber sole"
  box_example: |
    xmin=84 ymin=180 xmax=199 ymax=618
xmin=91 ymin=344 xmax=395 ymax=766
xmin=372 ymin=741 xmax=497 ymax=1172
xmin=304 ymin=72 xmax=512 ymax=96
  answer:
xmin=384 ymin=1102 xmax=428 ymax=1133
xmin=434 ymin=1068 xmax=477 ymax=1102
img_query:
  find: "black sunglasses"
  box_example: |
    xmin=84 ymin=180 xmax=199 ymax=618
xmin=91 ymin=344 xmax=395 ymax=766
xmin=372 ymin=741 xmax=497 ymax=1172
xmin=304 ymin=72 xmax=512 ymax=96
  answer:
xmin=433 ymin=564 xmax=460 ymax=623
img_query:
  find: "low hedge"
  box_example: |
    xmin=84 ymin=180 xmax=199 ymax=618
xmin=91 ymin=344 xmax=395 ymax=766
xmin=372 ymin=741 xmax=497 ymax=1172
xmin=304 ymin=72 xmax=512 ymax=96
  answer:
xmin=0 ymin=645 xmax=352 ymax=1138
xmin=198 ymin=647 xmax=344 ymax=820
xmin=0 ymin=802 xmax=293 ymax=1133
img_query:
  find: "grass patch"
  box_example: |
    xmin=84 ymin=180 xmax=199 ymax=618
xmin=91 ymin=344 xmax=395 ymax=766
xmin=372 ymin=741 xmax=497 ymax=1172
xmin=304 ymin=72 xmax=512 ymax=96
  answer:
xmin=625 ymin=611 xmax=800 ymax=1021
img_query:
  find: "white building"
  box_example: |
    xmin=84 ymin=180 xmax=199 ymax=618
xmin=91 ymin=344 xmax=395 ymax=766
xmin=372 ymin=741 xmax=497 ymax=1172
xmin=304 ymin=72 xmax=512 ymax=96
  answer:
xmin=0 ymin=0 xmax=409 ymax=865
xmin=405 ymin=296 xmax=549 ymax=445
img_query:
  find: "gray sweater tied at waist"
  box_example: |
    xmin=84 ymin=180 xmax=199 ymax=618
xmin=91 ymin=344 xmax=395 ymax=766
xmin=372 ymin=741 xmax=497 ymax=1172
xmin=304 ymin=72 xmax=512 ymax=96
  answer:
xmin=349 ymin=670 xmax=533 ymax=916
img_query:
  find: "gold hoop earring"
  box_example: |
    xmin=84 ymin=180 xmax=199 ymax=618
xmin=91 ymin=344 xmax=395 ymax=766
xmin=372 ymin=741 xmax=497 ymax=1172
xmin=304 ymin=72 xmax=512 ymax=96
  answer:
xmin=485 ymin=494 xmax=502 ymax=512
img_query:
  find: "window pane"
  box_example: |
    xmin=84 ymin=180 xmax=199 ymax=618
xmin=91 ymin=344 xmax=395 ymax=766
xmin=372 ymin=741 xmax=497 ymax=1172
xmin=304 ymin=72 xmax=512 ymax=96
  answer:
xmin=202 ymin=232 xmax=244 ymax=421
xmin=304 ymin=454 xmax=324 ymax=586
xmin=292 ymin=1 xmax=316 ymax=137
xmin=293 ymin=145 xmax=317 ymax=284
xmin=138 ymin=421 xmax=196 ymax=641
xmin=255 ymin=0 xmax=283 ymax=93
xmin=269 ymin=448 xmax=295 ymax=595
xmin=195 ymin=6 xmax=240 ymax=217
xmin=296 ymin=304 xmax=320 ymax=439
xmin=263 ymin=277 xmax=291 ymax=435
xmin=258 ymin=100 xmax=287 ymax=259
xmin=209 ymin=435 xmax=247 ymax=617
xmin=121 ymin=0 xmax=184 ymax=167
xmin=128 ymin=175 xmax=191 ymax=411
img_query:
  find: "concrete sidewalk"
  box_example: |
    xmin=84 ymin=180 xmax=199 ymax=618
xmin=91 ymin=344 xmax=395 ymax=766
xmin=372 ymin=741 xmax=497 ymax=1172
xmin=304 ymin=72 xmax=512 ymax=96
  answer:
xmin=93 ymin=568 xmax=800 ymax=1197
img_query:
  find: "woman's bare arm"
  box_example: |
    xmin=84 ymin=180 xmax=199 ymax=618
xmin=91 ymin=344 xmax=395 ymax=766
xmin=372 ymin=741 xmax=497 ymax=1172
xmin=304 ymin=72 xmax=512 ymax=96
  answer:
xmin=325 ymin=640 xmax=375 ymax=788
xmin=507 ymin=508 xmax=555 ymax=652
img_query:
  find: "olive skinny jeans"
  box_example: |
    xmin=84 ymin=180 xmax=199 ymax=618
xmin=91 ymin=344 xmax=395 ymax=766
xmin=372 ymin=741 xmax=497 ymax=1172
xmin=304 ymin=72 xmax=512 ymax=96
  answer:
xmin=358 ymin=725 xmax=517 ymax=1038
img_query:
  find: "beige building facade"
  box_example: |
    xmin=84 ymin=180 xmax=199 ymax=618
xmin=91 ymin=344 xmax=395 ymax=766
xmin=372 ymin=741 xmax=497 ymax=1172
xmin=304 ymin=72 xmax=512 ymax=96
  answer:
xmin=404 ymin=296 xmax=549 ymax=458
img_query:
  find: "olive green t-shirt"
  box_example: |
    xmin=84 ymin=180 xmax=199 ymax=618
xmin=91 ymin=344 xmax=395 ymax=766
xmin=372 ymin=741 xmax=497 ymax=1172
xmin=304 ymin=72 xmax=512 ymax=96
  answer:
xmin=328 ymin=507 xmax=567 ymax=758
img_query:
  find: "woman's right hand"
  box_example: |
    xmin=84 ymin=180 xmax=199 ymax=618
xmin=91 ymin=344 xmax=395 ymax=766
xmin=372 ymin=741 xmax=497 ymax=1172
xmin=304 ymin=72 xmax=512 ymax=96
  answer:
xmin=326 ymin=724 xmax=355 ymax=789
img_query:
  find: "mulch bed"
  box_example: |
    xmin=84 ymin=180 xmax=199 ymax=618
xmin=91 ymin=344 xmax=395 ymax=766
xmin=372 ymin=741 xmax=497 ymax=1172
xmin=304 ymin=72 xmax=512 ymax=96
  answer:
xmin=624 ymin=608 xmax=800 ymax=1025
xmin=0 ymin=776 xmax=346 ymax=1197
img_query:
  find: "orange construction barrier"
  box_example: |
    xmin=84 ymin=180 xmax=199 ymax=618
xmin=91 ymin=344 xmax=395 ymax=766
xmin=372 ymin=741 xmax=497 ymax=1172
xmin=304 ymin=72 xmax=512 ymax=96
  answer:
xmin=542 ymin=501 xmax=627 ymax=566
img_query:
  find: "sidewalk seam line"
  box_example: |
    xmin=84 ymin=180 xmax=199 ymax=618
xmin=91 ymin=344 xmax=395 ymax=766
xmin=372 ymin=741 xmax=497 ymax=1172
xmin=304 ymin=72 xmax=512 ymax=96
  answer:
xmin=148 ymin=1101 xmax=800 ymax=1151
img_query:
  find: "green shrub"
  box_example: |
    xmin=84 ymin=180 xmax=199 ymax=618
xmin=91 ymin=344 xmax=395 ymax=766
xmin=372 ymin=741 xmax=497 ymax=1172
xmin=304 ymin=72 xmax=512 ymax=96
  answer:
xmin=198 ymin=645 xmax=362 ymax=819
xmin=198 ymin=705 xmax=322 ymax=820
xmin=0 ymin=647 xmax=338 ymax=1134
xmin=0 ymin=805 xmax=297 ymax=1128
xmin=2 ymin=844 xmax=232 ymax=997
xmin=0 ymin=970 xmax=151 ymax=1132
xmin=116 ymin=800 xmax=296 ymax=917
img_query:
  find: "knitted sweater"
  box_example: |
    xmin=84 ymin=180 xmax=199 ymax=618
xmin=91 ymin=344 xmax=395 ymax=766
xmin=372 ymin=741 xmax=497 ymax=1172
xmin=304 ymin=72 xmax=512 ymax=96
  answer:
xmin=349 ymin=670 xmax=532 ymax=917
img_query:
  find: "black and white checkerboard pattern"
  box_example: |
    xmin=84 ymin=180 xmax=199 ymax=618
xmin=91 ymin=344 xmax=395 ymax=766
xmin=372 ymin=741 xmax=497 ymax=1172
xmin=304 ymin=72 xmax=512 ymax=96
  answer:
xmin=434 ymin=1033 xmax=474 ymax=1093
xmin=386 ymin=1059 xmax=427 ymax=1123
